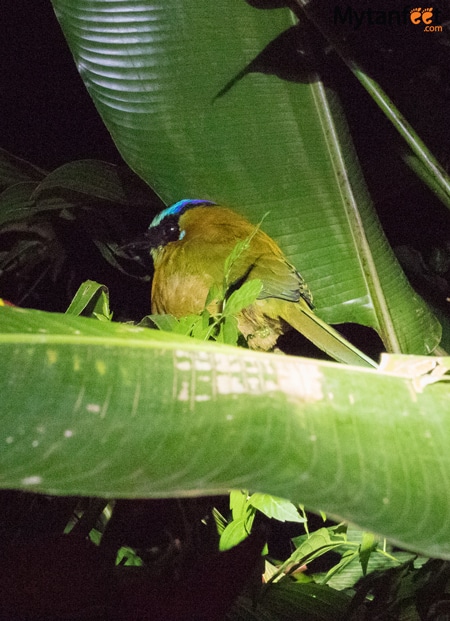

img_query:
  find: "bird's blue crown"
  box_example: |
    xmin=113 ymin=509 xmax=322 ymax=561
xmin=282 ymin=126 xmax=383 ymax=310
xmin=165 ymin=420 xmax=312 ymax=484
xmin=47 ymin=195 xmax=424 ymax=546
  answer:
xmin=149 ymin=199 xmax=216 ymax=228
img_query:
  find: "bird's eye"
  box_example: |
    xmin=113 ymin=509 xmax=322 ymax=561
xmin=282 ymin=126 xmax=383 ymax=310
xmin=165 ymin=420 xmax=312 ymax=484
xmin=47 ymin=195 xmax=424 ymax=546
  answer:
xmin=162 ymin=217 xmax=180 ymax=243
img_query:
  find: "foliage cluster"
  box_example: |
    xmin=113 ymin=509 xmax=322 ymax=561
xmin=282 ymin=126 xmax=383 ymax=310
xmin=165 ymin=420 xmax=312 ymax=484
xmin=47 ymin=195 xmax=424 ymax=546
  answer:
xmin=2 ymin=0 xmax=450 ymax=619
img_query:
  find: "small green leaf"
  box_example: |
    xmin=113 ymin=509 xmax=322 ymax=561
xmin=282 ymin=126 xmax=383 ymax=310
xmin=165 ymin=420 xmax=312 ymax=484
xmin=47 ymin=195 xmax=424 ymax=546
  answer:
xmin=219 ymin=517 xmax=251 ymax=551
xmin=205 ymin=282 xmax=224 ymax=309
xmin=218 ymin=315 xmax=240 ymax=345
xmin=249 ymin=493 xmax=305 ymax=523
xmin=212 ymin=507 xmax=228 ymax=536
xmin=65 ymin=280 xmax=112 ymax=320
xmin=224 ymin=238 xmax=252 ymax=281
xmin=144 ymin=313 xmax=205 ymax=338
xmin=359 ymin=531 xmax=378 ymax=576
xmin=230 ymin=489 xmax=248 ymax=521
xmin=223 ymin=215 xmax=269 ymax=287
xmin=176 ymin=314 xmax=204 ymax=336
xmin=219 ymin=509 xmax=257 ymax=552
xmin=272 ymin=528 xmax=347 ymax=582
xmin=139 ymin=314 xmax=179 ymax=332
xmin=115 ymin=546 xmax=144 ymax=567
xmin=191 ymin=310 xmax=212 ymax=340
xmin=224 ymin=279 xmax=263 ymax=317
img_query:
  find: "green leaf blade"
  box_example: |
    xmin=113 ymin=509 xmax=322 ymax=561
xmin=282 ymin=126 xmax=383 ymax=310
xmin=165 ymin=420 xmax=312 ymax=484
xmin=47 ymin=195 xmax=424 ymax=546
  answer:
xmin=248 ymin=493 xmax=304 ymax=523
xmin=50 ymin=0 xmax=441 ymax=353
xmin=1 ymin=306 xmax=450 ymax=558
xmin=65 ymin=280 xmax=112 ymax=320
xmin=224 ymin=279 xmax=263 ymax=317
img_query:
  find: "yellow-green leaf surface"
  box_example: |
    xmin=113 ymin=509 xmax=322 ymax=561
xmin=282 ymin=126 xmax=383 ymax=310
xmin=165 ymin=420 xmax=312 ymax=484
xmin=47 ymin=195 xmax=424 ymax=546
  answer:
xmin=1 ymin=306 xmax=450 ymax=559
xmin=50 ymin=0 xmax=440 ymax=354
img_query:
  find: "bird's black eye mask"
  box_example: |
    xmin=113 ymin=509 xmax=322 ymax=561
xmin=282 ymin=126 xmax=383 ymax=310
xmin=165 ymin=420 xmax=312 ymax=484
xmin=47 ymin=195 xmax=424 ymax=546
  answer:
xmin=148 ymin=214 xmax=181 ymax=247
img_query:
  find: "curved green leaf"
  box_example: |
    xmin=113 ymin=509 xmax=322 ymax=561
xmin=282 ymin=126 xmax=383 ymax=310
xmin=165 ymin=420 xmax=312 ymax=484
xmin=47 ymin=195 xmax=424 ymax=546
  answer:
xmin=65 ymin=280 xmax=112 ymax=320
xmin=1 ymin=305 xmax=450 ymax=559
xmin=220 ymin=518 xmax=254 ymax=553
xmin=50 ymin=0 xmax=440 ymax=354
xmin=248 ymin=493 xmax=304 ymax=523
xmin=0 ymin=147 xmax=46 ymax=189
xmin=31 ymin=160 xmax=132 ymax=204
xmin=0 ymin=182 xmax=39 ymax=225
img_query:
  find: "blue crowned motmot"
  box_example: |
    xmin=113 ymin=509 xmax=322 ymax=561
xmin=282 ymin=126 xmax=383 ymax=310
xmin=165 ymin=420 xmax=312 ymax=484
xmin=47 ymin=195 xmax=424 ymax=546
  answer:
xmin=129 ymin=199 xmax=376 ymax=367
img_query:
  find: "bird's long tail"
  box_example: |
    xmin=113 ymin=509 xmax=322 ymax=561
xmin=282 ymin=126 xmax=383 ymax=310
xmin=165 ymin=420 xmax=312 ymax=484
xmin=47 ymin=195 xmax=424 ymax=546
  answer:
xmin=283 ymin=304 xmax=378 ymax=368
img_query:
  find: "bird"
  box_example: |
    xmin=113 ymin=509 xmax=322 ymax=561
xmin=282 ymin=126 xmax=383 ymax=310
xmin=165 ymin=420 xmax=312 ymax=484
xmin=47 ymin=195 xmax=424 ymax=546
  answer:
xmin=126 ymin=199 xmax=376 ymax=368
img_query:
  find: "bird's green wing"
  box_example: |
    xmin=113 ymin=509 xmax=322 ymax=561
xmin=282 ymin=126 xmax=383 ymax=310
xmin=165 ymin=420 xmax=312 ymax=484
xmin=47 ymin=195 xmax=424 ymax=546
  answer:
xmin=255 ymin=255 xmax=313 ymax=307
xmin=227 ymin=229 xmax=314 ymax=306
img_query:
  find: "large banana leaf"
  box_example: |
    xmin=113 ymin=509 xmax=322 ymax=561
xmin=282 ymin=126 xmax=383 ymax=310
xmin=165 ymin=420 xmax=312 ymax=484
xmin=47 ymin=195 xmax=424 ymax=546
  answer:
xmin=50 ymin=0 xmax=440 ymax=354
xmin=1 ymin=304 xmax=450 ymax=559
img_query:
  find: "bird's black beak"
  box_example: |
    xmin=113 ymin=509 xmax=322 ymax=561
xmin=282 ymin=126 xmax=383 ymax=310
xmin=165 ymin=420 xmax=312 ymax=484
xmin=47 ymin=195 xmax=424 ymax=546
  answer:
xmin=120 ymin=229 xmax=156 ymax=255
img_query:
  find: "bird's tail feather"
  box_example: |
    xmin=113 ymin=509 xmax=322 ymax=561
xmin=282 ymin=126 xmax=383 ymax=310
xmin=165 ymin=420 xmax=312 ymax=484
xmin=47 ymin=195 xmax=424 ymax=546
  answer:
xmin=284 ymin=304 xmax=377 ymax=368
